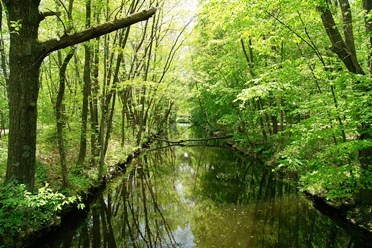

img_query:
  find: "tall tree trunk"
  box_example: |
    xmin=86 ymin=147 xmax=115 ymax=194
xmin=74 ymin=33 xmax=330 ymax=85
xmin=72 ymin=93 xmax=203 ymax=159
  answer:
xmin=77 ymin=44 xmax=92 ymax=166
xmin=338 ymin=0 xmax=357 ymax=60
xmin=56 ymin=49 xmax=75 ymax=188
xmin=5 ymin=1 xmax=43 ymax=190
xmin=90 ymin=38 xmax=100 ymax=168
xmin=136 ymin=19 xmax=154 ymax=145
xmin=77 ymin=0 xmax=92 ymax=166
xmin=257 ymin=98 xmax=267 ymax=143
xmin=0 ymin=3 xmax=8 ymax=87
xmin=98 ymin=25 xmax=131 ymax=177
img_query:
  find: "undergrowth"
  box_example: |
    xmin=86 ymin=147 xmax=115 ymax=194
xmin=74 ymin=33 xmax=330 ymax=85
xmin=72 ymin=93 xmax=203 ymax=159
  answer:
xmin=0 ymin=182 xmax=84 ymax=247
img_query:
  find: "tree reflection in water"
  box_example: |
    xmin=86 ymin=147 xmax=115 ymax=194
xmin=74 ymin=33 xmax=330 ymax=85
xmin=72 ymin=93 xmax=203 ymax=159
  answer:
xmin=189 ymin=147 xmax=352 ymax=247
xmin=34 ymin=134 xmax=355 ymax=247
xmin=71 ymin=158 xmax=181 ymax=247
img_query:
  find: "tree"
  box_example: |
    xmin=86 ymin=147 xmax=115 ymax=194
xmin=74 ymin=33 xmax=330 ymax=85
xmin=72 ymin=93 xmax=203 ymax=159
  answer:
xmin=55 ymin=48 xmax=75 ymax=188
xmin=318 ymin=0 xmax=372 ymax=201
xmin=3 ymin=0 xmax=156 ymax=190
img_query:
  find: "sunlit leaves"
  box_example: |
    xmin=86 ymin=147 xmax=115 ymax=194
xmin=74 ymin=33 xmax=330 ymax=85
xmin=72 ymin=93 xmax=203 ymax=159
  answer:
xmin=0 ymin=182 xmax=84 ymax=246
xmin=190 ymin=0 xmax=372 ymax=202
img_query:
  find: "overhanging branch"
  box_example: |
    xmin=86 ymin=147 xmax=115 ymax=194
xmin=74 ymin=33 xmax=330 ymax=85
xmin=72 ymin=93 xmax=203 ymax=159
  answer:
xmin=39 ymin=11 xmax=62 ymax=21
xmin=41 ymin=7 xmax=157 ymax=57
xmin=153 ymin=135 xmax=233 ymax=144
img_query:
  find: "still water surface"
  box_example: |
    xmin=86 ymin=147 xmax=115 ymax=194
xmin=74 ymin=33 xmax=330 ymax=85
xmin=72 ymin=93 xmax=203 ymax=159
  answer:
xmin=35 ymin=128 xmax=353 ymax=247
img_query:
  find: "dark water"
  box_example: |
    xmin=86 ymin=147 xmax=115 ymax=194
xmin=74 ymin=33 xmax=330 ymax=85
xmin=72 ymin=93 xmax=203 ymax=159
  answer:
xmin=33 ymin=127 xmax=356 ymax=247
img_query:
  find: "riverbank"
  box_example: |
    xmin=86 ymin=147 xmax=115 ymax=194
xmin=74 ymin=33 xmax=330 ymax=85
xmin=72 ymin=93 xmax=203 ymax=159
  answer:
xmin=170 ymin=126 xmax=372 ymax=243
xmin=1 ymin=132 xmax=161 ymax=248
xmin=222 ymin=131 xmax=372 ymax=245
xmin=23 ymin=126 xmax=361 ymax=247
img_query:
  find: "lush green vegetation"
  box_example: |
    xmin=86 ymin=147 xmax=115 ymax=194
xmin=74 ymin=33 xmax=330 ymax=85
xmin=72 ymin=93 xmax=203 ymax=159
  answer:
xmin=189 ymin=0 xmax=372 ymax=204
xmin=0 ymin=182 xmax=83 ymax=246
xmin=0 ymin=0 xmax=371 ymax=246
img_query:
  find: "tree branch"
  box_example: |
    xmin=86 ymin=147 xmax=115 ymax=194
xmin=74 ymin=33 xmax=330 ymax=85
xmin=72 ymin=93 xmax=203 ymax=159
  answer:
xmin=319 ymin=5 xmax=364 ymax=74
xmin=263 ymin=9 xmax=325 ymax=67
xmin=41 ymin=7 xmax=157 ymax=57
xmin=338 ymin=0 xmax=357 ymax=58
xmin=39 ymin=11 xmax=62 ymax=21
xmin=153 ymin=135 xmax=233 ymax=144
xmin=240 ymin=38 xmax=255 ymax=77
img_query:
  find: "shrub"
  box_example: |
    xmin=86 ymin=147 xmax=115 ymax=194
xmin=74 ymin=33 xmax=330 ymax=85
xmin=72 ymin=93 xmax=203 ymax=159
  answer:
xmin=0 ymin=182 xmax=84 ymax=247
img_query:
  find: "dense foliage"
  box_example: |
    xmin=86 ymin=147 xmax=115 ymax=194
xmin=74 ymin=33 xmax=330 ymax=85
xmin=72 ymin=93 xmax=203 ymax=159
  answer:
xmin=0 ymin=182 xmax=83 ymax=247
xmin=0 ymin=0 xmax=371 ymax=245
xmin=189 ymin=0 xmax=372 ymax=203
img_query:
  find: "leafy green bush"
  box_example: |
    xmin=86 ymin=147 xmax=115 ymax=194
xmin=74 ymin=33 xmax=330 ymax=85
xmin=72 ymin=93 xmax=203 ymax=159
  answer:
xmin=300 ymin=165 xmax=359 ymax=200
xmin=0 ymin=182 xmax=84 ymax=246
xmin=276 ymin=129 xmax=372 ymax=202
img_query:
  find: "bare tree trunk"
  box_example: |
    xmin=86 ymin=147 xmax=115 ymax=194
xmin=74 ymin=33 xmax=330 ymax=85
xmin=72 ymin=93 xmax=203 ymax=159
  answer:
xmin=338 ymin=0 xmax=357 ymax=59
xmin=0 ymin=3 xmax=8 ymax=140
xmin=90 ymin=38 xmax=100 ymax=168
xmin=240 ymin=38 xmax=255 ymax=77
xmin=77 ymin=0 xmax=92 ymax=166
xmin=136 ymin=18 xmax=155 ymax=145
xmin=56 ymin=49 xmax=75 ymax=188
xmin=257 ymin=98 xmax=267 ymax=143
xmin=42 ymin=7 xmax=157 ymax=56
xmin=98 ymin=27 xmax=130 ymax=177
xmin=0 ymin=3 xmax=8 ymax=87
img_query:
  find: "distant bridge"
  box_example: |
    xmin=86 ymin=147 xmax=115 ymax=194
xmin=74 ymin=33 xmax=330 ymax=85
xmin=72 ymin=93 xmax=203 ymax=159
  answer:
xmin=176 ymin=114 xmax=191 ymax=124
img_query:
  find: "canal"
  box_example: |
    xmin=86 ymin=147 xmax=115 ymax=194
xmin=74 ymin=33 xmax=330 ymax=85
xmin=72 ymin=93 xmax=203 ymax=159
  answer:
xmin=32 ymin=126 xmax=354 ymax=247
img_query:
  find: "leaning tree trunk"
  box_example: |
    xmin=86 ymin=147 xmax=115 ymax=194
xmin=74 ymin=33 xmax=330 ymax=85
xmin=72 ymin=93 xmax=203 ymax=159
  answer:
xmin=4 ymin=0 xmax=156 ymax=190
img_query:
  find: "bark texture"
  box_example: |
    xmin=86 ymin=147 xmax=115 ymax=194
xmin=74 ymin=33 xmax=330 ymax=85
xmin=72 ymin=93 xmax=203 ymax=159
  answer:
xmin=5 ymin=1 xmax=43 ymax=190
xmin=319 ymin=3 xmax=364 ymax=74
xmin=77 ymin=0 xmax=92 ymax=166
xmin=56 ymin=49 xmax=75 ymax=188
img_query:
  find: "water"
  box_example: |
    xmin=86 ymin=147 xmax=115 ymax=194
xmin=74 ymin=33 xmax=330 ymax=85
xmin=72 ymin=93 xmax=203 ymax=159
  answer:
xmin=34 ymin=128 xmax=355 ymax=247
